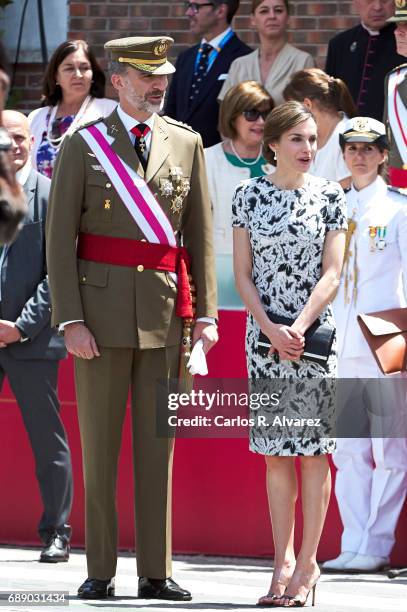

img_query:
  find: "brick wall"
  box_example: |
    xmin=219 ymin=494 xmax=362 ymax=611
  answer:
xmin=12 ymin=0 xmax=360 ymax=111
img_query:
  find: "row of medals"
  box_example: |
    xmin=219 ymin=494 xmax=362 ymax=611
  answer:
xmin=369 ymin=226 xmax=387 ymax=252
xmin=159 ymin=167 xmax=190 ymax=214
xmin=134 ymin=126 xmax=190 ymax=215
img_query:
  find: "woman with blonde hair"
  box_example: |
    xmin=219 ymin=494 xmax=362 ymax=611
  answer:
xmin=283 ymin=68 xmax=357 ymax=188
xmin=233 ymin=101 xmax=347 ymax=606
xmin=219 ymin=0 xmax=314 ymax=106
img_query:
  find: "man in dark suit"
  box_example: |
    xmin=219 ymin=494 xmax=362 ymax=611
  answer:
xmin=165 ymin=0 xmax=251 ymax=147
xmin=325 ymin=0 xmax=404 ymax=121
xmin=1 ymin=110 xmax=72 ymax=562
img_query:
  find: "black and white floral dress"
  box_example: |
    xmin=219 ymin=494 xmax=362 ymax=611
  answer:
xmin=232 ymin=175 xmax=347 ymax=456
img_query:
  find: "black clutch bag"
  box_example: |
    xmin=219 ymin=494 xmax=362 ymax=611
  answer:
xmin=257 ymin=313 xmax=335 ymax=366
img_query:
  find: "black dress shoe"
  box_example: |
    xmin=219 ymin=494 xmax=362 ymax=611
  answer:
xmin=138 ymin=577 xmax=192 ymax=601
xmin=77 ymin=577 xmax=115 ymax=599
xmin=39 ymin=534 xmax=69 ymax=563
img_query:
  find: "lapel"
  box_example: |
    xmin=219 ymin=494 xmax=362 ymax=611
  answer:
xmin=4 ymin=169 xmax=36 ymax=262
xmin=264 ymin=44 xmax=294 ymax=88
xmin=145 ymin=115 xmax=169 ymax=184
xmin=104 ymin=109 xmax=145 ymax=178
xmin=185 ymin=35 xmax=237 ymax=120
xmin=181 ymin=45 xmax=199 ymax=117
xmin=22 ymin=169 xmax=37 ymax=213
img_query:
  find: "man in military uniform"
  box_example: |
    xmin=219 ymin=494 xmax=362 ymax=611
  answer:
xmin=46 ymin=36 xmax=218 ymax=601
xmin=384 ymin=0 xmax=407 ymax=187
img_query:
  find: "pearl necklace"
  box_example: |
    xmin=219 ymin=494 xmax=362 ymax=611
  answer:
xmin=46 ymin=95 xmax=93 ymax=149
xmin=230 ymin=139 xmax=262 ymax=166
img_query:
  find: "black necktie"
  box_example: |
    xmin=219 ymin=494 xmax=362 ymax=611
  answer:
xmin=131 ymin=123 xmax=150 ymax=171
xmin=189 ymin=43 xmax=213 ymax=104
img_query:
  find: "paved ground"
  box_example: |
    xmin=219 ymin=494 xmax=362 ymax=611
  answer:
xmin=0 ymin=546 xmax=406 ymax=611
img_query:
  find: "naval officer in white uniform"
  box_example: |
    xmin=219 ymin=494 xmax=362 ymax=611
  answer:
xmin=324 ymin=117 xmax=407 ymax=573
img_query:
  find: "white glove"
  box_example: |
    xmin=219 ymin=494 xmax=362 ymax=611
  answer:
xmin=187 ymin=339 xmax=208 ymax=376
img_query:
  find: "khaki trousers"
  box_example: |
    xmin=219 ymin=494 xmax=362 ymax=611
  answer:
xmin=74 ymin=345 xmax=179 ymax=580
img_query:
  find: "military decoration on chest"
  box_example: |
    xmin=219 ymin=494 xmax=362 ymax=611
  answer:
xmin=368 ymin=226 xmax=387 ymax=252
xmin=159 ymin=167 xmax=190 ymax=214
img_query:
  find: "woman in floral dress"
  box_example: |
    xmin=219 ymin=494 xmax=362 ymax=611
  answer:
xmin=233 ymin=101 xmax=347 ymax=607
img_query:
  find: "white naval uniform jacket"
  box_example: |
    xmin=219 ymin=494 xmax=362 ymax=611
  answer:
xmin=333 ymin=176 xmax=407 ymax=361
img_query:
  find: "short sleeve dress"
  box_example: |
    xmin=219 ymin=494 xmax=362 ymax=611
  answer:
xmin=232 ymin=174 xmax=348 ymax=456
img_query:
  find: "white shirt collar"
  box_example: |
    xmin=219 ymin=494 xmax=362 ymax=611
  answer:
xmin=361 ymin=22 xmax=380 ymax=36
xmin=203 ymin=26 xmax=232 ymax=49
xmin=117 ymin=105 xmax=156 ymax=134
xmin=350 ymin=175 xmax=387 ymax=206
xmin=16 ymin=159 xmax=32 ymax=186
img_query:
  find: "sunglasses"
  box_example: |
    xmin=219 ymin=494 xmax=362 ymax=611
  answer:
xmin=185 ymin=2 xmax=215 ymax=14
xmin=242 ymin=109 xmax=270 ymax=122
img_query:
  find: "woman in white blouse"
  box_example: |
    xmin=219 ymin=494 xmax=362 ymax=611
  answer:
xmin=28 ymin=40 xmax=117 ymax=178
xmin=205 ymin=81 xmax=274 ymax=308
xmin=219 ymin=0 xmax=314 ymax=106
xmin=283 ymin=68 xmax=357 ymax=188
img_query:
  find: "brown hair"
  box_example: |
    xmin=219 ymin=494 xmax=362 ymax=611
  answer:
xmin=262 ymin=101 xmax=315 ymax=165
xmin=283 ymin=68 xmax=357 ymax=118
xmin=219 ymin=80 xmax=274 ymax=139
xmin=213 ymin=0 xmax=241 ymax=23
xmin=42 ymin=40 xmax=106 ymax=106
xmin=251 ymin=0 xmax=290 ymax=14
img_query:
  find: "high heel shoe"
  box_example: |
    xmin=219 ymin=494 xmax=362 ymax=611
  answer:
xmin=257 ymin=567 xmax=294 ymax=607
xmin=282 ymin=583 xmax=317 ymax=607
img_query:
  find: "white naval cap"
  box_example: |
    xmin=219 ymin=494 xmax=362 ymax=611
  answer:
xmin=339 ymin=116 xmax=388 ymax=147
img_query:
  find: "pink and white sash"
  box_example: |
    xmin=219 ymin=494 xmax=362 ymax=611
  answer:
xmin=388 ymin=68 xmax=407 ymax=166
xmin=78 ymin=121 xmax=176 ymax=247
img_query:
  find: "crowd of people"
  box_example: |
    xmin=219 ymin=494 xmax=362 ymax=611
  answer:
xmin=1 ymin=0 xmax=406 ymax=605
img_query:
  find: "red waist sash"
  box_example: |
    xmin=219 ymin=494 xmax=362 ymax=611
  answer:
xmin=389 ymin=167 xmax=407 ymax=189
xmin=77 ymin=232 xmax=193 ymax=319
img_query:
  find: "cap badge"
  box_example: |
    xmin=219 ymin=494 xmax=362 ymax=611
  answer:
xmin=354 ymin=118 xmax=370 ymax=132
xmin=153 ymin=39 xmax=170 ymax=56
xmin=395 ymin=0 xmax=406 ymax=9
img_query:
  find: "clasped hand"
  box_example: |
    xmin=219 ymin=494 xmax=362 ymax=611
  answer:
xmin=263 ymin=323 xmax=305 ymax=361
xmin=0 ymin=320 xmax=22 ymax=347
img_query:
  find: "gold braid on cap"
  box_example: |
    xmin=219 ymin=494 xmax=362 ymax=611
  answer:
xmin=118 ymin=57 xmax=166 ymax=66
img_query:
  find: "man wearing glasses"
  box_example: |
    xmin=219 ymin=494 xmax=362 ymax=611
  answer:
xmin=165 ymin=1 xmax=251 ymax=147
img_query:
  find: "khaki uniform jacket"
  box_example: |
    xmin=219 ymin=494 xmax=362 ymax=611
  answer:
xmin=46 ymin=109 xmax=217 ymax=348
xmin=384 ymin=62 xmax=407 ymax=169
